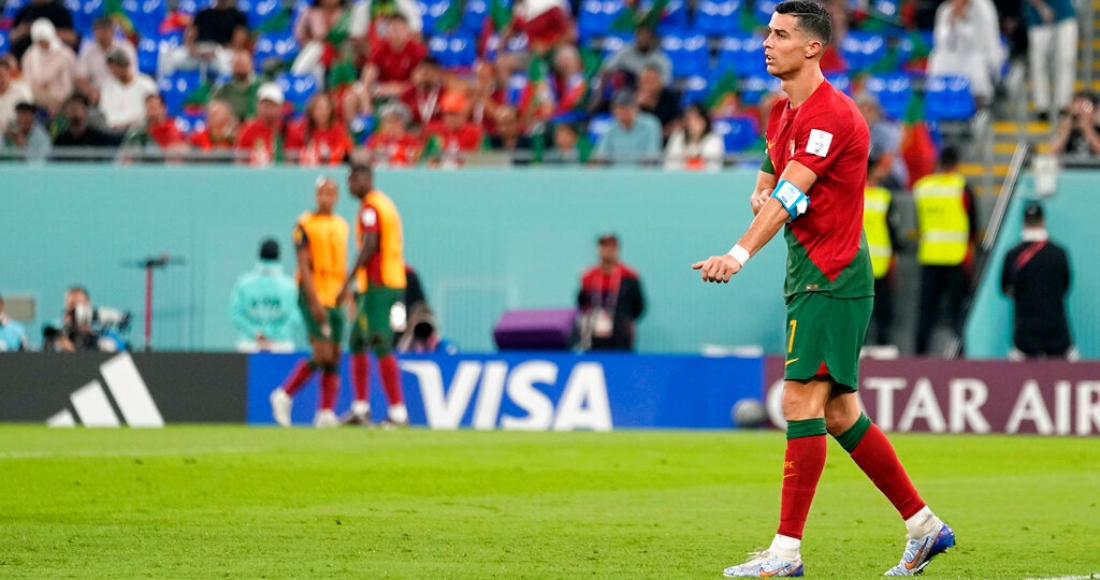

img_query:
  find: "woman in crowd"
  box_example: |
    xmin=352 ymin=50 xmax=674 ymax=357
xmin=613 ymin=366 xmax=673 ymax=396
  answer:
xmin=287 ymin=92 xmax=354 ymax=165
xmin=664 ymin=102 xmax=725 ymax=172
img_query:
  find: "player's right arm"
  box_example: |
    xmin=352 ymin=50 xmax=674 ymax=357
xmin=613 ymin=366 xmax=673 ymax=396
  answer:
xmin=295 ymin=225 xmax=326 ymax=324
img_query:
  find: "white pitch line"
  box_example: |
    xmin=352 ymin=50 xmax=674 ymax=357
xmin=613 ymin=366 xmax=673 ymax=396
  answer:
xmin=0 ymin=446 xmax=268 ymax=460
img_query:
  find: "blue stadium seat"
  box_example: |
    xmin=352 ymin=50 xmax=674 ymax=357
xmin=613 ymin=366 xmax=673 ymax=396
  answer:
xmin=349 ymin=113 xmax=375 ymax=144
xmin=506 ymin=73 xmax=527 ymax=105
xmin=865 ymin=72 xmax=911 ymax=120
xmin=713 ymin=116 xmax=757 ymax=153
xmin=639 ymin=0 xmax=687 ymax=32
xmin=174 ymin=111 xmax=206 ymax=136
xmin=826 ymin=73 xmax=851 ymax=95
xmin=597 ymin=29 xmax=632 ymax=59
xmin=578 ymin=0 xmax=626 ymax=42
xmin=716 ymin=33 xmax=766 ymax=77
xmin=66 ymin=0 xmax=103 ymax=37
xmin=738 ymin=74 xmax=780 ymax=105
xmin=175 ymin=0 xmax=209 ymax=16
xmin=159 ymin=70 xmax=202 ymax=115
xmin=123 ymin=0 xmax=168 ymax=38
xmin=587 ymin=113 xmax=614 ymax=143
xmin=661 ymin=30 xmax=708 ymax=79
xmin=3 ymin=0 xmax=27 ymax=19
xmin=695 ymin=0 xmax=740 ymax=37
xmin=870 ymin=0 xmax=899 ymax=19
xmin=680 ymin=75 xmax=708 ymax=107
xmin=0 ymin=31 xmax=8 ymax=55
xmin=428 ymin=32 xmax=476 ymax=69
xmin=137 ymin=30 xmax=182 ymax=76
xmin=753 ymin=0 xmax=778 ymax=24
xmin=253 ymin=30 xmax=299 ymax=71
xmin=925 ymin=75 xmax=975 ymax=121
xmin=419 ymin=0 xmax=450 ymax=34
xmin=237 ymin=0 xmax=282 ymax=30
xmin=840 ymin=31 xmax=886 ymax=72
xmin=277 ymin=73 xmax=319 ymax=111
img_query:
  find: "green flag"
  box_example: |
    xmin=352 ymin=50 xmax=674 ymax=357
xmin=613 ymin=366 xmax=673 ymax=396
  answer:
xmin=325 ymin=9 xmax=353 ymax=45
xmin=255 ymin=10 xmax=291 ymax=33
xmin=327 ymin=57 xmax=359 ymax=89
xmin=608 ymin=5 xmax=636 ymax=32
xmin=102 ymin=0 xmax=135 ymax=35
xmin=636 ymin=0 xmax=669 ymax=29
xmin=488 ymin=0 xmax=512 ymax=31
xmin=704 ymin=70 xmax=739 ymax=111
xmin=183 ymin=82 xmax=212 ymax=108
xmin=434 ymin=0 xmax=466 ymax=33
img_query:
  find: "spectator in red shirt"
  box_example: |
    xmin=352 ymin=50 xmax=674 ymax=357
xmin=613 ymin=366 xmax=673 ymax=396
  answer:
xmin=508 ymin=0 xmax=573 ymax=55
xmin=577 ymin=233 xmax=645 ymax=351
xmin=471 ymin=59 xmax=507 ymax=135
xmin=286 ymin=92 xmax=354 ymax=165
xmin=400 ymin=57 xmax=445 ymax=126
xmin=363 ymin=14 xmax=426 ymax=99
xmin=190 ymin=99 xmax=239 ymax=155
xmin=367 ymin=101 xmax=421 ymax=167
xmin=118 ymin=94 xmax=188 ymax=162
xmin=423 ymin=90 xmax=483 ymax=167
xmin=236 ymin=82 xmax=286 ymax=166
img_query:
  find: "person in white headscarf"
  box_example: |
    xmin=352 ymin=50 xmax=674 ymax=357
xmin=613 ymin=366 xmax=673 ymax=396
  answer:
xmin=927 ymin=0 xmax=1004 ymax=105
xmin=20 ymin=18 xmax=78 ymax=115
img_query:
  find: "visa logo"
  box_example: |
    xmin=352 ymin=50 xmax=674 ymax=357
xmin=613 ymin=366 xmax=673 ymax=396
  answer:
xmin=401 ymin=360 xmax=613 ymax=431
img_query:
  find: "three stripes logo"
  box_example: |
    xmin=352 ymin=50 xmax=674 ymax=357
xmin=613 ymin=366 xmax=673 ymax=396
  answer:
xmin=45 ymin=353 xmax=165 ymax=428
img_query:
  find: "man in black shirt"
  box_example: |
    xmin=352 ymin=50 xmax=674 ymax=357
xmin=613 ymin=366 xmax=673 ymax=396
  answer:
xmin=53 ymin=93 xmax=120 ymax=161
xmin=193 ymin=0 xmax=249 ymax=49
xmin=9 ymin=0 xmax=78 ymax=59
xmin=636 ymin=64 xmax=681 ymax=142
xmin=1000 ymin=202 xmax=1077 ymax=360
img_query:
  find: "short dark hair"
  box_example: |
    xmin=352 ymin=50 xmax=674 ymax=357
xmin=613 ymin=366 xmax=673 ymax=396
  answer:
xmin=106 ymin=48 xmax=130 ymax=66
xmin=93 ymin=15 xmax=114 ymax=29
xmin=349 ymin=163 xmax=373 ymax=177
xmin=685 ymin=102 xmax=713 ymax=137
xmin=69 ymin=285 xmax=89 ymax=299
xmin=940 ymin=146 xmax=960 ymax=168
xmin=260 ymin=238 xmax=280 ymax=260
xmin=775 ymin=1 xmax=832 ymax=46
xmin=66 ymin=93 xmax=91 ymax=109
xmin=1023 ymin=202 xmax=1044 ymax=226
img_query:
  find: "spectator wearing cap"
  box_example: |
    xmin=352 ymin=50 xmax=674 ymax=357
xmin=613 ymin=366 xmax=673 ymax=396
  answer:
xmin=211 ymin=51 xmax=260 ymax=122
xmin=367 ymin=101 xmax=421 ymax=167
xmin=363 ymin=14 xmax=427 ymax=99
xmin=593 ymin=89 xmax=661 ymax=166
xmin=76 ymin=17 xmax=138 ymax=104
xmin=236 ymin=82 xmax=287 ymax=165
xmin=99 ymin=48 xmax=158 ymax=131
xmin=285 ymin=92 xmax=354 ymax=166
xmin=1050 ymin=92 xmax=1100 ymax=159
xmin=53 ymin=93 xmax=120 ymax=159
xmin=600 ymin=24 xmax=672 ymax=89
xmin=1001 ymin=202 xmax=1077 ymax=360
xmin=856 ymin=91 xmax=908 ymax=190
xmin=20 ymin=19 xmax=79 ymax=115
xmin=423 ymin=91 xmax=484 ymax=166
xmin=190 ymin=99 xmax=239 ymax=153
xmin=1 ymin=102 xmax=52 ymax=162
xmin=119 ymin=94 xmax=188 ymax=160
xmin=230 ymin=238 xmax=301 ymax=353
xmin=0 ymin=295 xmax=30 ymax=351
xmin=0 ymin=59 xmax=34 ymax=133
xmin=8 ymin=0 xmax=78 ymax=61
xmin=577 ymin=234 xmax=646 ymax=351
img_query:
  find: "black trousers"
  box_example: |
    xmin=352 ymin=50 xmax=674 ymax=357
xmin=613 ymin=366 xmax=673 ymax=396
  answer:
xmin=915 ymin=265 xmax=970 ymax=355
xmin=869 ymin=275 xmax=894 ymax=345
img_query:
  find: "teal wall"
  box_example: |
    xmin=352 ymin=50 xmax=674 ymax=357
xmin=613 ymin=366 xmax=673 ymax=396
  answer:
xmin=0 ymin=166 xmax=790 ymax=353
xmin=965 ymin=172 xmax=1100 ymax=359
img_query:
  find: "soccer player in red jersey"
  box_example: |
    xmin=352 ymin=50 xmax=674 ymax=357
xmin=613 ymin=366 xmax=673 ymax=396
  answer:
xmin=692 ymin=2 xmax=955 ymax=576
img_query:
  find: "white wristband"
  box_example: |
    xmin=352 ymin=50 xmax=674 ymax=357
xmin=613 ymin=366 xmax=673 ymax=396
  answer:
xmin=727 ymin=244 xmax=750 ymax=266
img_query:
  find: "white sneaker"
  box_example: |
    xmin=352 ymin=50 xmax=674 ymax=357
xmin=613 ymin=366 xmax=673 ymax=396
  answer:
xmin=314 ymin=410 xmax=339 ymax=428
xmin=723 ymin=550 xmax=803 ymax=577
xmin=270 ymin=389 xmax=292 ymax=427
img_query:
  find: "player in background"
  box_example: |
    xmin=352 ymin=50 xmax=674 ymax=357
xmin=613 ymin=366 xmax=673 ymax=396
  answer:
xmin=270 ymin=177 xmax=350 ymax=428
xmin=691 ymin=2 xmax=954 ymax=576
xmin=339 ymin=163 xmax=410 ymax=427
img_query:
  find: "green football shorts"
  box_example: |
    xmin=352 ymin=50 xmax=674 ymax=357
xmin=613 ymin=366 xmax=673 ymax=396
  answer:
xmin=783 ymin=292 xmax=873 ymax=392
xmin=349 ymin=287 xmax=403 ymax=355
xmin=299 ymin=294 xmax=345 ymax=344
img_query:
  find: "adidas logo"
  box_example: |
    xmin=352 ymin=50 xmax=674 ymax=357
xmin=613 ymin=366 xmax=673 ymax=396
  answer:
xmin=46 ymin=353 xmax=165 ymax=428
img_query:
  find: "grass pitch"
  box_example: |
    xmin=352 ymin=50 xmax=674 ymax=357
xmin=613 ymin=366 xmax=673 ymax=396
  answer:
xmin=1 ymin=427 xmax=1098 ymax=579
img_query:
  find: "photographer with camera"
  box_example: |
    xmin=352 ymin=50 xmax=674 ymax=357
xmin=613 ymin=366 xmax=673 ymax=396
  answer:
xmin=44 ymin=286 xmax=129 ymax=352
xmin=1050 ymin=93 xmax=1100 ymax=160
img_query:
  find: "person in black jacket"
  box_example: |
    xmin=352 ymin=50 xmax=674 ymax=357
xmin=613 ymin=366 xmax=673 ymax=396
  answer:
xmin=577 ymin=234 xmax=646 ymax=351
xmin=1000 ymin=202 xmax=1077 ymax=360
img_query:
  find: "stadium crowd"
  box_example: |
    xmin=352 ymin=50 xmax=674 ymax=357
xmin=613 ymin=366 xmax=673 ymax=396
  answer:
xmin=0 ymin=0 xmax=1068 ymax=167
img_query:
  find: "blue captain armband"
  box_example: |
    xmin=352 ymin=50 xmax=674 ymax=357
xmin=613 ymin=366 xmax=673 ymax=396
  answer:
xmin=771 ymin=179 xmax=810 ymax=220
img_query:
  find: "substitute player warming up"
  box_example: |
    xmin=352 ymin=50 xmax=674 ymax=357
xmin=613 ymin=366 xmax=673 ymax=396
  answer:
xmin=691 ymin=2 xmax=954 ymax=576
xmin=270 ymin=177 xmax=350 ymax=428
xmin=339 ymin=164 xmax=409 ymax=427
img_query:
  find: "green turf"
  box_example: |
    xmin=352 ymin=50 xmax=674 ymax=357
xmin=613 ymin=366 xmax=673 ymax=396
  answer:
xmin=1 ymin=427 xmax=1098 ymax=579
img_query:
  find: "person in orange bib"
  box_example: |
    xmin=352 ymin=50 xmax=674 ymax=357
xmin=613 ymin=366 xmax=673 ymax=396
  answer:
xmin=270 ymin=177 xmax=350 ymax=428
xmin=340 ymin=164 xmax=409 ymax=426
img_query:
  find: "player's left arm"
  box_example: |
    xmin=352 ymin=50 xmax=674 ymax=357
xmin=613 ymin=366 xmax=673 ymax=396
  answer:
xmin=693 ymin=162 xmax=818 ymax=283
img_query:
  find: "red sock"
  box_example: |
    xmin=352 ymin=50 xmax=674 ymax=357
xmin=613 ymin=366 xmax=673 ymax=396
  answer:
xmin=850 ymin=424 xmax=926 ymax=519
xmin=351 ymin=352 xmax=370 ymax=402
xmin=777 ymin=435 xmax=827 ymax=540
xmin=320 ymin=371 xmax=339 ymax=411
xmin=280 ymin=360 xmax=315 ymax=397
xmin=378 ymin=354 xmax=404 ymax=406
